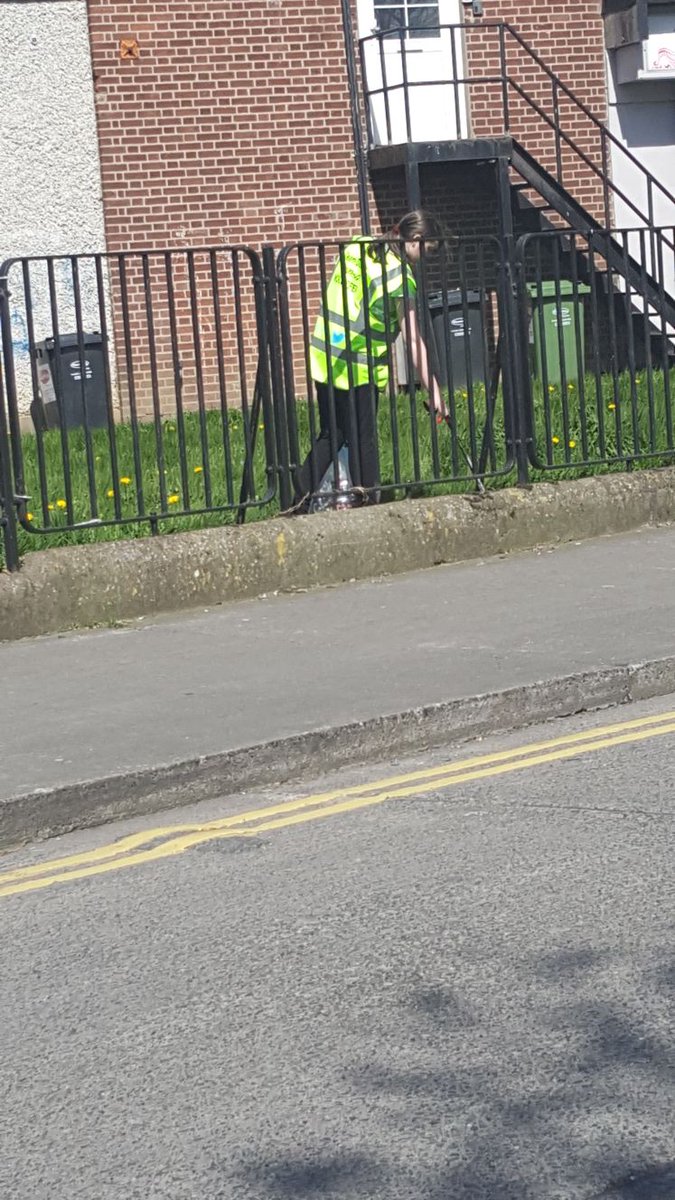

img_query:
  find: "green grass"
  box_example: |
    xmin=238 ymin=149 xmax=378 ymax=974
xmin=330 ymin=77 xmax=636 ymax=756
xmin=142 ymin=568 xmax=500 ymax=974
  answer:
xmin=4 ymin=367 xmax=675 ymax=566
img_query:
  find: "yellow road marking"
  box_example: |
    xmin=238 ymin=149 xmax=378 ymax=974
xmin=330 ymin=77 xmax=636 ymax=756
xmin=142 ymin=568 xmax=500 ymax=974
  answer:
xmin=1 ymin=709 xmax=674 ymax=899
xmin=3 ymin=705 xmax=674 ymax=889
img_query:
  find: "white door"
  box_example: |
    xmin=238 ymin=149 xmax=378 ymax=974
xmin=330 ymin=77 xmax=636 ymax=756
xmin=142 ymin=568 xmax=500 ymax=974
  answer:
xmin=358 ymin=0 xmax=469 ymax=146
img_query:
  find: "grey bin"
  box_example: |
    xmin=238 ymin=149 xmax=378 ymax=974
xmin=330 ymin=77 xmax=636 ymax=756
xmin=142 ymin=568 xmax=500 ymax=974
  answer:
xmin=31 ymin=332 xmax=109 ymax=433
xmin=428 ymin=290 xmax=487 ymax=392
xmin=395 ymin=291 xmax=487 ymax=391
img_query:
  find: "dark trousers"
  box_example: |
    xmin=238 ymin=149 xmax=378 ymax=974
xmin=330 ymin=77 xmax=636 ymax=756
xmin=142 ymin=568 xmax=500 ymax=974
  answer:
xmin=294 ymin=383 xmax=380 ymax=504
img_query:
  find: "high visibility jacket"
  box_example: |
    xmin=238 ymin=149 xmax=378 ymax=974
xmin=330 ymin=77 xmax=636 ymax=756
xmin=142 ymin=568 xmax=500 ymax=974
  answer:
xmin=309 ymin=238 xmax=417 ymax=392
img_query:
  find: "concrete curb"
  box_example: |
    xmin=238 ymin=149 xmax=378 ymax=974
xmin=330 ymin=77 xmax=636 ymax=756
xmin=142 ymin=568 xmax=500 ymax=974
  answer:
xmin=3 ymin=654 xmax=675 ymax=848
xmin=2 ymin=467 xmax=675 ymax=641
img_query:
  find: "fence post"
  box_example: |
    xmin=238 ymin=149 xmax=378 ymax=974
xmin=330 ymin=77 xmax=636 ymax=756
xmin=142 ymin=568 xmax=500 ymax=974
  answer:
xmin=262 ymin=246 xmax=294 ymax=512
xmin=495 ymin=158 xmax=530 ymax=486
xmin=0 ymin=357 xmax=19 ymax=572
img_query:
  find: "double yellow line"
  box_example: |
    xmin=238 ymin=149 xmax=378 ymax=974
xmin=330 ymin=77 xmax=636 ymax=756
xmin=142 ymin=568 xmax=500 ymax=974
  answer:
xmin=2 ymin=708 xmax=674 ymax=900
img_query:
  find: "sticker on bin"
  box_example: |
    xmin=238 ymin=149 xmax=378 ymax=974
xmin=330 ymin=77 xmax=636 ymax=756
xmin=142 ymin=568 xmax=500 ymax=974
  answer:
xmin=68 ymin=358 xmax=93 ymax=382
xmin=551 ymin=305 xmax=572 ymax=328
xmin=450 ymin=316 xmax=473 ymax=337
xmin=38 ymin=365 xmax=57 ymax=406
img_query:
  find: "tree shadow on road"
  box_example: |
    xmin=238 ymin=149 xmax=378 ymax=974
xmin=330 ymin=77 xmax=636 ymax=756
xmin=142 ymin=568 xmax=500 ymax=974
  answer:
xmin=233 ymin=944 xmax=675 ymax=1200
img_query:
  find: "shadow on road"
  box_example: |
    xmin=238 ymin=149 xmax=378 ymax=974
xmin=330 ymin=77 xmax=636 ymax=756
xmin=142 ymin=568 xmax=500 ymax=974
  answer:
xmin=234 ymin=944 xmax=675 ymax=1199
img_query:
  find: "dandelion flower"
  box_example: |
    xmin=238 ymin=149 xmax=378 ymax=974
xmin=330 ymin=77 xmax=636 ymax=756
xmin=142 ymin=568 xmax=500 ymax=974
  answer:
xmin=107 ymin=488 xmax=115 ymax=498
xmin=168 ymin=494 xmax=180 ymax=505
xmin=567 ymin=383 xmax=575 ymax=391
xmin=47 ymin=503 xmax=54 ymax=511
xmin=26 ymin=512 xmax=34 ymax=522
xmin=56 ymin=499 xmax=67 ymax=509
xmin=259 ymin=423 xmax=265 ymax=431
xmin=568 ymin=439 xmax=576 ymax=449
xmin=120 ymin=476 xmax=131 ymax=486
xmin=552 ymin=436 xmax=560 ymax=445
xmin=608 ymin=402 xmax=616 ymax=411
xmin=194 ymin=466 xmax=203 ymax=474
xmin=548 ymin=385 xmax=555 ymax=393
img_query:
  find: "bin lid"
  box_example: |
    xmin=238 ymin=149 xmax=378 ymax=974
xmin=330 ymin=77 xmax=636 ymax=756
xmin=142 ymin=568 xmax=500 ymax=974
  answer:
xmin=428 ymin=289 xmax=482 ymax=310
xmin=40 ymin=332 xmax=103 ymax=351
xmin=526 ymin=281 xmax=590 ymax=298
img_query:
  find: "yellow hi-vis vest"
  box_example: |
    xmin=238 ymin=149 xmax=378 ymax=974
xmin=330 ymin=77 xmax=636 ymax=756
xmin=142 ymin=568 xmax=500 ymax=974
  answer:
xmin=309 ymin=238 xmax=417 ymax=392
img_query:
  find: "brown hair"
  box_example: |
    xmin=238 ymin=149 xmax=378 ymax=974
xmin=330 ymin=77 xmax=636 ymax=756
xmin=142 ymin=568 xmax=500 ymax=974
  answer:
xmin=393 ymin=209 xmax=444 ymax=243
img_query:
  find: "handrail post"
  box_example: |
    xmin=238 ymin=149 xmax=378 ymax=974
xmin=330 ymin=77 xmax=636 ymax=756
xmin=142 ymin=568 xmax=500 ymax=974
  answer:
xmin=498 ymin=23 xmax=510 ymax=133
xmin=552 ymin=79 xmax=563 ymax=185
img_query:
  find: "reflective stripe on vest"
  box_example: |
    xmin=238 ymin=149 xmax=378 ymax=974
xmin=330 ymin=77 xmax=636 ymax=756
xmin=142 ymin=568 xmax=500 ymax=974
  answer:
xmin=309 ymin=240 xmax=416 ymax=391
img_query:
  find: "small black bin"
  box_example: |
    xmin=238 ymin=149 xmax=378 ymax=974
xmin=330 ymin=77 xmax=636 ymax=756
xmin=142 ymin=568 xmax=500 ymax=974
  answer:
xmin=428 ymin=290 xmax=487 ymax=392
xmin=31 ymin=332 xmax=108 ymax=433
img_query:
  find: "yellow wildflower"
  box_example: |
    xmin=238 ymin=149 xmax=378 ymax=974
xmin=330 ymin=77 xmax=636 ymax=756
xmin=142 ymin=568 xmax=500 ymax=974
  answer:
xmin=552 ymin=436 xmax=560 ymax=445
xmin=568 ymin=383 xmax=575 ymax=391
xmin=548 ymin=385 xmax=555 ymax=393
xmin=168 ymin=494 xmax=180 ymax=505
xmin=47 ymin=503 xmax=54 ymax=511
xmin=194 ymin=466 xmax=203 ymax=474
xmin=106 ymin=488 xmax=115 ymax=499
xmin=608 ymin=402 xmax=616 ymax=411
xmin=120 ymin=476 xmax=131 ymax=486
xmin=56 ymin=499 xmax=67 ymax=509
xmin=569 ymin=439 xmax=576 ymax=449
xmin=26 ymin=512 xmax=33 ymax=522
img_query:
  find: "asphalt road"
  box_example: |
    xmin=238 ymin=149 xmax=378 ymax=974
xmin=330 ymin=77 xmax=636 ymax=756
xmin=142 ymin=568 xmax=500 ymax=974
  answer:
xmin=1 ymin=697 xmax=674 ymax=1200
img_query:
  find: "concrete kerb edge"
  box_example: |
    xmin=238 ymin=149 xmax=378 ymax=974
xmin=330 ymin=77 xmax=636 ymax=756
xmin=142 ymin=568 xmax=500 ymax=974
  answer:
xmin=2 ymin=655 xmax=675 ymax=849
xmin=2 ymin=466 xmax=675 ymax=642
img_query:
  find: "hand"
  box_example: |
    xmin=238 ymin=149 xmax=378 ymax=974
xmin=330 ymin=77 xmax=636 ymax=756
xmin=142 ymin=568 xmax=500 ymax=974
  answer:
xmin=430 ymin=382 xmax=448 ymax=422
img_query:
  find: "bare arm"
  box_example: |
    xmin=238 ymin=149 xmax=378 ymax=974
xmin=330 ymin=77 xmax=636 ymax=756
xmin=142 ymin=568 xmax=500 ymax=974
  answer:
xmin=399 ymin=301 xmax=447 ymax=418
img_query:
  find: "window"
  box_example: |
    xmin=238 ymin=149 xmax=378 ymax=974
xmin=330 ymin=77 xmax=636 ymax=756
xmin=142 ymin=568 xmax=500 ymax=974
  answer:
xmin=374 ymin=0 xmax=441 ymax=39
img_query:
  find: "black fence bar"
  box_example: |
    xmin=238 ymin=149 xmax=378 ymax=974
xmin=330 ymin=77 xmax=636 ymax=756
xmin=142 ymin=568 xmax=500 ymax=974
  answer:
xmin=0 ymin=350 xmax=19 ymax=571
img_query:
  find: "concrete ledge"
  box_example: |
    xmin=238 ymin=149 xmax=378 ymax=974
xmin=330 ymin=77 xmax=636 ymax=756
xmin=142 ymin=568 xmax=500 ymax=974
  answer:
xmin=2 ymin=654 xmax=675 ymax=849
xmin=2 ymin=467 xmax=675 ymax=642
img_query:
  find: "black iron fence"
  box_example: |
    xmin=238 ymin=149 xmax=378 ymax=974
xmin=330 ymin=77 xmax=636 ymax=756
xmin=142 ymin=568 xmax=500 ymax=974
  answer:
xmin=0 ymin=246 xmax=276 ymax=567
xmin=518 ymin=229 xmax=675 ymax=472
xmin=2 ymin=230 xmax=675 ymax=571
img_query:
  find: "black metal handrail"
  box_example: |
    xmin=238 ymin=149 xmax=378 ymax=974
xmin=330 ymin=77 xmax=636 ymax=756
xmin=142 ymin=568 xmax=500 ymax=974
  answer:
xmin=358 ymin=22 xmax=675 ymax=247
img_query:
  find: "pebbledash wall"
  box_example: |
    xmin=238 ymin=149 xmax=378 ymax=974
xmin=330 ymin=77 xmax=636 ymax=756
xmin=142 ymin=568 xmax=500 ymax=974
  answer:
xmin=1 ymin=0 xmax=107 ymax=416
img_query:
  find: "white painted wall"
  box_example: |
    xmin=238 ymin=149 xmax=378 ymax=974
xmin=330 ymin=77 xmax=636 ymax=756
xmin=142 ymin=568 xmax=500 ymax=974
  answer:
xmin=0 ymin=1 xmax=107 ymax=414
xmin=606 ymin=52 xmax=675 ymax=304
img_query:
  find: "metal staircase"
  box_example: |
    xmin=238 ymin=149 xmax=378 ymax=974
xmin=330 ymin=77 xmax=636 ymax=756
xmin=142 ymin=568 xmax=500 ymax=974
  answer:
xmin=355 ymin=20 xmax=675 ymax=344
xmin=509 ymin=139 xmax=675 ymax=339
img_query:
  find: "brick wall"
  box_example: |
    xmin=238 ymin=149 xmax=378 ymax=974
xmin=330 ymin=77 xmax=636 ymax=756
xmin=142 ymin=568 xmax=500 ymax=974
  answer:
xmin=86 ymin=0 xmax=367 ymax=251
xmin=86 ymin=0 xmax=370 ymax=417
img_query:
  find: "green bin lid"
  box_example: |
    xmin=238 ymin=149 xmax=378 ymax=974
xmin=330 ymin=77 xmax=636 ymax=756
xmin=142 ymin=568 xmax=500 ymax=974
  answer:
xmin=526 ymin=280 xmax=590 ymax=297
